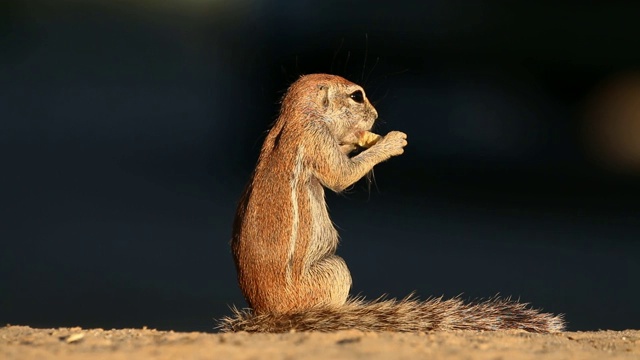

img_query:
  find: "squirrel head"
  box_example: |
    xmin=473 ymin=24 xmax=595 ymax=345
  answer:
xmin=281 ymin=74 xmax=378 ymax=146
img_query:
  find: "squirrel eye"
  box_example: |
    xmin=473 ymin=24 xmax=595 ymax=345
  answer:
xmin=349 ymin=90 xmax=364 ymax=103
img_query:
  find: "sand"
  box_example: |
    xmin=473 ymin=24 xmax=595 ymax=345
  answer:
xmin=1 ymin=325 xmax=639 ymax=360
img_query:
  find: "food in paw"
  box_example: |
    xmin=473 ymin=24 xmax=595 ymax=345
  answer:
xmin=357 ymin=131 xmax=382 ymax=148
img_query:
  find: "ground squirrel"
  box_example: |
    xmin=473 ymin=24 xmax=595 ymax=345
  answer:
xmin=219 ymin=74 xmax=564 ymax=333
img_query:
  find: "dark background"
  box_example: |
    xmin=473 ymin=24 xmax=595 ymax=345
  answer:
xmin=1 ymin=1 xmax=639 ymax=332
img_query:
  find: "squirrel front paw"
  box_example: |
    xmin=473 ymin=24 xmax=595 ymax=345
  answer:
xmin=376 ymin=131 xmax=408 ymax=157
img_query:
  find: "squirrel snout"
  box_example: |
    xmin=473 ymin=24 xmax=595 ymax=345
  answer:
xmin=369 ymin=106 xmax=379 ymax=120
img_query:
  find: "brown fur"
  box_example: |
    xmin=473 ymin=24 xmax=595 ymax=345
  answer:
xmin=224 ymin=73 xmax=564 ymax=333
xmin=219 ymin=296 xmax=564 ymax=333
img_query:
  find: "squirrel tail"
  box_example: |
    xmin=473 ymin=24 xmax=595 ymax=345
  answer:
xmin=217 ymin=295 xmax=565 ymax=333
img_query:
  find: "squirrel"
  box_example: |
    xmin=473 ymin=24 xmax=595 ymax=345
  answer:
xmin=219 ymin=74 xmax=565 ymax=333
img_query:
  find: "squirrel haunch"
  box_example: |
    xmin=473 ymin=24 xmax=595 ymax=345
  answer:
xmin=224 ymin=73 xmax=564 ymax=333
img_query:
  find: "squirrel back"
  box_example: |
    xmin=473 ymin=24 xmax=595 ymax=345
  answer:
xmin=225 ymin=74 xmax=564 ymax=333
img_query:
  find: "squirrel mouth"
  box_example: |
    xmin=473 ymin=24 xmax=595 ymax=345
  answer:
xmin=338 ymin=130 xmax=361 ymax=146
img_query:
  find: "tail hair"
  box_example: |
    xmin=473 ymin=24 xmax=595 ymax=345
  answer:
xmin=217 ymin=295 xmax=565 ymax=333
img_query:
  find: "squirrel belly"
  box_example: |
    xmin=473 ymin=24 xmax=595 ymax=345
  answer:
xmin=223 ymin=74 xmax=565 ymax=333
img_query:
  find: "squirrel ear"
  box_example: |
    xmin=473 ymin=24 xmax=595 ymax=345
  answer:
xmin=317 ymin=84 xmax=329 ymax=110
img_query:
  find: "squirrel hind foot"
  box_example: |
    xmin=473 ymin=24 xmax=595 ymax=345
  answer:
xmin=217 ymin=296 xmax=565 ymax=333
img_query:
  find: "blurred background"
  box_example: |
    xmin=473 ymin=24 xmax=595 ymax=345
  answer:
xmin=1 ymin=0 xmax=639 ymax=332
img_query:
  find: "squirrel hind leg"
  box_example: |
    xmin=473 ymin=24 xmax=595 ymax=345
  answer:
xmin=250 ymin=255 xmax=352 ymax=315
xmin=288 ymin=255 xmax=351 ymax=312
xmin=302 ymin=255 xmax=352 ymax=308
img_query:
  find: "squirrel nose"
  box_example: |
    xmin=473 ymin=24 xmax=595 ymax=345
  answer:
xmin=370 ymin=106 xmax=378 ymax=120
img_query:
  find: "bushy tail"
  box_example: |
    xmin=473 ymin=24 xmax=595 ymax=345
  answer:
xmin=218 ymin=295 xmax=564 ymax=333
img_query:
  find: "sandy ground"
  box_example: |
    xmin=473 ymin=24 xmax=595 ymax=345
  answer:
xmin=1 ymin=325 xmax=639 ymax=360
